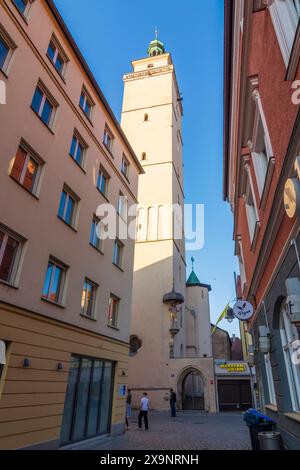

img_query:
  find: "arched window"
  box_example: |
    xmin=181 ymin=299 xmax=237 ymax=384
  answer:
xmin=141 ymin=152 xmax=146 ymax=161
xmin=147 ymin=206 xmax=158 ymax=241
xmin=144 ymin=114 xmax=149 ymax=122
xmin=280 ymin=304 xmax=300 ymax=411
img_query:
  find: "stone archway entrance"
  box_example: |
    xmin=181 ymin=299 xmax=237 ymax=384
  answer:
xmin=181 ymin=369 xmax=205 ymax=410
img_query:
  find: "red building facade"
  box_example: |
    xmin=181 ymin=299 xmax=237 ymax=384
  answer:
xmin=224 ymin=0 xmax=300 ymax=449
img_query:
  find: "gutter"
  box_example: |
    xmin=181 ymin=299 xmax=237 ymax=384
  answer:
xmin=45 ymin=0 xmax=144 ymax=174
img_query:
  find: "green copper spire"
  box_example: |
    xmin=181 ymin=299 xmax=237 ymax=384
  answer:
xmin=147 ymin=28 xmax=165 ymax=57
xmin=186 ymin=258 xmax=212 ymax=291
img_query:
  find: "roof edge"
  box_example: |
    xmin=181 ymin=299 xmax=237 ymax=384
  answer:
xmin=45 ymin=0 xmax=144 ymax=174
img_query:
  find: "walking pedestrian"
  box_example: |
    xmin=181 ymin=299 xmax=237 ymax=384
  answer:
xmin=138 ymin=392 xmax=149 ymax=430
xmin=170 ymin=388 xmax=177 ymax=418
xmin=125 ymin=388 xmax=132 ymax=430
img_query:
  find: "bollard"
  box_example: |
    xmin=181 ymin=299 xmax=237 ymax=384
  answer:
xmin=258 ymin=431 xmax=283 ymax=450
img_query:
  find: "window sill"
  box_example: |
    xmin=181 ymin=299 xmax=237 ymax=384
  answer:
xmin=11 ymin=4 xmax=29 ymax=25
xmin=250 ymin=221 xmax=260 ymax=252
xmin=69 ymin=154 xmax=86 ymax=174
xmin=259 ymin=157 xmax=275 ymax=211
xmin=31 ymin=107 xmax=55 ymax=135
xmin=80 ymin=313 xmax=97 ymax=322
xmin=10 ymin=175 xmax=39 ymax=200
xmin=89 ymin=242 xmax=104 ymax=255
xmin=41 ymin=297 xmax=65 ymax=309
xmin=121 ymin=172 xmax=130 ymax=185
xmin=0 ymin=68 xmax=9 ymax=80
xmin=285 ymin=412 xmax=300 ymax=424
xmin=103 ymin=143 xmax=114 ymax=159
xmin=0 ymin=279 xmax=18 ymax=289
xmin=107 ymin=324 xmax=120 ymax=331
xmin=265 ymin=404 xmax=278 ymax=413
xmin=57 ymin=216 xmax=78 ymax=233
xmin=79 ymin=106 xmax=94 ymax=126
xmin=46 ymin=55 xmax=67 ymax=84
xmin=96 ymin=187 xmax=110 ymax=203
xmin=113 ymin=262 xmax=124 ymax=272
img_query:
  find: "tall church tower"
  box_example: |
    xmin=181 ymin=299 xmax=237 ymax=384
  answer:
xmin=121 ymin=36 xmax=216 ymax=411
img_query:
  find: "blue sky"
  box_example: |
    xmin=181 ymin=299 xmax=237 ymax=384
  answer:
xmin=54 ymin=0 xmax=239 ymax=336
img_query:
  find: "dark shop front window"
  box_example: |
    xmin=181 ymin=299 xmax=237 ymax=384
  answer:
xmin=60 ymin=355 xmax=114 ymax=445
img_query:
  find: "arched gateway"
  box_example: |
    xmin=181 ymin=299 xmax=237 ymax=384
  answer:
xmin=178 ymin=368 xmax=205 ymax=410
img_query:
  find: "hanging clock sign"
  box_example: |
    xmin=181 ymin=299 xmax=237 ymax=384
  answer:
xmin=232 ymin=300 xmax=254 ymax=321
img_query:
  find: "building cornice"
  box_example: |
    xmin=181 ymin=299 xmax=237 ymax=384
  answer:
xmin=0 ymin=300 xmax=130 ymax=348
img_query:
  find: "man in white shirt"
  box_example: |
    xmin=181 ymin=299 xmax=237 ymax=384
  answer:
xmin=138 ymin=392 xmax=149 ymax=430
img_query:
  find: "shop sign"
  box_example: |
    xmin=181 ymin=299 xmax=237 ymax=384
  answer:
xmin=215 ymin=360 xmax=250 ymax=376
xmin=233 ymin=300 xmax=254 ymax=321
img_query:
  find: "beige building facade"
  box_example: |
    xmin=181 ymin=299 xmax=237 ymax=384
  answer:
xmin=121 ymin=39 xmax=217 ymax=412
xmin=0 ymin=0 xmax=143 ymax=449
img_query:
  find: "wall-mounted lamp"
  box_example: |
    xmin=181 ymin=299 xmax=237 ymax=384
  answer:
xmin=22 ymin=358 xmax=30 ymax=368
xmin=121 ymin=370 xmax=126 ymax=377
xmin=57 ymin=362 xmax=64 ymax=371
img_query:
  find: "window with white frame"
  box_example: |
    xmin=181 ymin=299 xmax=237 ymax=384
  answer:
xmin=81 ymin=278 xmax=97 ymax=318
xmin=269 ymin=0 xmax=300 ymax=67
xmin=280 ymin=304 xmax=300 ymax=411
xmin=251 ymin=91 xmax=274 ymax=199
xmin=58 ymin=185 xmax=79 ymax=228
xmin=113 ymin=239 xmax=123 ymax=268
xmin=0 ymin=225 xmax=23 ymax=285
xmin=103 ymin=126 xmax=114 ymax=154
xmin=107 ymin=294 xmax=120 ymax=328
xmin=236 ymin=238 xmax=247 ymax=291
xmin=121 ymin=155 xmax=130 ymax=179
xmin=264 ymin=353 xmax=277 ymax=406
xmin=31 ymin=82 xmax=57 ymax=129
xmin=10 ymin=141 xmax=43 ymax=195
xmin=79 ymin=87 xmax=94 ymax=120
xmin=42 ymin=257 xmax=67 ymax=304
xmin=244 ymin=170 xmax=259 ymax=244
xmin=13 ymin=0 xmax=32 ymax=17
xmin=69 ymin=131 xmax=86 ymax=168
xmin=97 ymin=166 xmax=110 ymax=197
xmin=90 ymin=215 xmax=104 ymax=252
xmin=47 ymin=35 xmax=68 ymax=77
xmin=117 ymin=192 xmax=127 ymax=220
xmin=0 ymin=26 xmax=17 ymax=75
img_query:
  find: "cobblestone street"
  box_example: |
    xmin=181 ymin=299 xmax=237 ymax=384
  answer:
xmin=79 ymin=411 xmax=251 ymax=451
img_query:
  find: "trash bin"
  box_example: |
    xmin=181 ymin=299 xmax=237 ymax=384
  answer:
xmin=258 ymin=431 xmax=283 ymax=450
xmin=243 ymin=409 xmax=275 ymax=450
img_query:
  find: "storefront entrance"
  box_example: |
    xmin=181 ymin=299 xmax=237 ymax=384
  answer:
xmin=217 ymin=379 xmax=252 ymax=411
xmin=60 ymin=355 xmax=115 ymax=446
xmin=182 ymin=370 xmax=205 ymax=410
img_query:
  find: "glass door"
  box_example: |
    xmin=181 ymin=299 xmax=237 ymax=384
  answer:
xmin=60 ymin=355 xmax=114 ymax=446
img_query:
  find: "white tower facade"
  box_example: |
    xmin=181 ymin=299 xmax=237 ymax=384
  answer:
xmin=121 ymin=38 xmax=216 ymax=411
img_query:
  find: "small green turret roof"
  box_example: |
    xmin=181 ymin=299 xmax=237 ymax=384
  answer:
xmin=186 ymin=270 xmax=201 ymax=286
xmin=186 ymin=258 xmax=212 ymax=291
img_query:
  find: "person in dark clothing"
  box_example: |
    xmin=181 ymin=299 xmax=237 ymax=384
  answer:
xmin=125 ymin=388 xmax=132 ymax=430
xmin=138 ymin=392 xmax=149 ymax=430
xmin=170 ymin=388 xmax=177 ymax=418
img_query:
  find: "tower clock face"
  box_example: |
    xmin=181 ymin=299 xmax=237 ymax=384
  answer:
xmin=233 ymin=300 xmax=254 ymax=321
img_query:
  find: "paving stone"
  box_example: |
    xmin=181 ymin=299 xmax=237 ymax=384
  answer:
xmin=78 ymin=411 xmax=251 ymax=450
